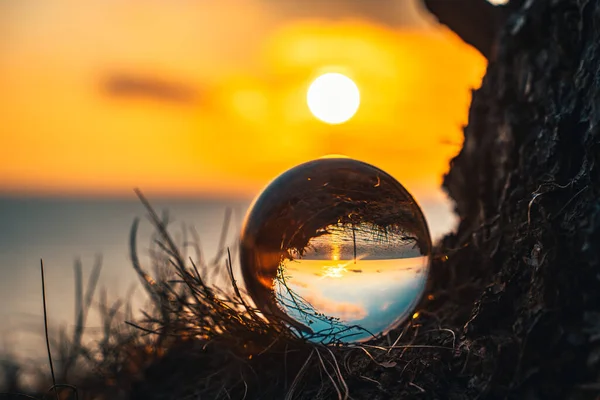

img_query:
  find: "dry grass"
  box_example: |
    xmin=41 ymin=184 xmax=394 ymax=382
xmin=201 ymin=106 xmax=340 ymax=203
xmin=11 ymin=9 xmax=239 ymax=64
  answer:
xmin=0 ymin=190 xmax=460 ymax=400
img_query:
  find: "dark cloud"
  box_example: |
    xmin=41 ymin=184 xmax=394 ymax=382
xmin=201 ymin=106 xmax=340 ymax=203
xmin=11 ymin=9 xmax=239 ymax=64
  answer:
xmin=102 ymin=73 xmax=199 ymax=104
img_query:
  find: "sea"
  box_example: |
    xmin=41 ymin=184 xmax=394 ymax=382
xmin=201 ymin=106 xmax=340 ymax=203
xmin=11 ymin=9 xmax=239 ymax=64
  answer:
xmin=0 ymin=194 xmax=456 ymax=360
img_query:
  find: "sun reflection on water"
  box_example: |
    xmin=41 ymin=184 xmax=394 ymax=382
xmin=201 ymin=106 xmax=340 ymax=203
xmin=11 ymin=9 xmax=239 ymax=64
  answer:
xmin=321 ymin=263 xmax=348 ymax=279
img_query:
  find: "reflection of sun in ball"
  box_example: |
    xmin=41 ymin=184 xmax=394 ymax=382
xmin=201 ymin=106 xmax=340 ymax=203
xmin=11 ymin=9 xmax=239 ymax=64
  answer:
xmin=322 ymin=263 xmax=348 ymax=279
xmin=307 ymin=73 xmax=360 ymax=124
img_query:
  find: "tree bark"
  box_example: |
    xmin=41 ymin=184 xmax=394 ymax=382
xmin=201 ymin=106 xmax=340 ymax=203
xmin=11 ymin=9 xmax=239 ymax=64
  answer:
xmin=428 ymin=0 xmax=600 ymax=398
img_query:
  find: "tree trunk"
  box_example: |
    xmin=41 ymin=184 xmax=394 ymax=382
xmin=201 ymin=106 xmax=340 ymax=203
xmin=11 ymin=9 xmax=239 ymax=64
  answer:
xmin=427 ymin=0 xmax=600 ymax=398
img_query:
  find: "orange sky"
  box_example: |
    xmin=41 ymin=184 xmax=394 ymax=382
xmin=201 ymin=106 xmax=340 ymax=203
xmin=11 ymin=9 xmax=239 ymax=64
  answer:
xmin=0 ymin=0 xmax=487 ymax=201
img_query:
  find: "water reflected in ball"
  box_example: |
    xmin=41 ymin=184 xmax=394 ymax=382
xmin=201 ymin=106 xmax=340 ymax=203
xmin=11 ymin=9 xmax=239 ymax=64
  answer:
xmin=240 ymin=157 xmax=431 ymax=343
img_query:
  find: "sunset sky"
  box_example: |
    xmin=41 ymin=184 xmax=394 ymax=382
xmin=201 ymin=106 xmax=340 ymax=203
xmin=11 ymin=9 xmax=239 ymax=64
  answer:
xmin=0 ymin=0 xmax=487 ymax=202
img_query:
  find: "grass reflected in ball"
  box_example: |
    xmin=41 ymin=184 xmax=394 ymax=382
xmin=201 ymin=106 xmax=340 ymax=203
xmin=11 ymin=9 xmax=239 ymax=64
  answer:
xmin=240 ymin=157 xmax=431 ymax=343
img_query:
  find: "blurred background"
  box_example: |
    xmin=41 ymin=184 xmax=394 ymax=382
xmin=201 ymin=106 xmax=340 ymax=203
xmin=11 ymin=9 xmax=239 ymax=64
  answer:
xmin=0 ymin=0 xmax=487 ymax=360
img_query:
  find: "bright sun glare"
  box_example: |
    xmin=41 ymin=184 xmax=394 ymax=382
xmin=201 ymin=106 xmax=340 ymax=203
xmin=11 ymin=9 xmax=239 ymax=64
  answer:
xmin=321 ymin=263 xmax=348 ymax=279
xmin=307 ymin=72 xmax=360 ymax=124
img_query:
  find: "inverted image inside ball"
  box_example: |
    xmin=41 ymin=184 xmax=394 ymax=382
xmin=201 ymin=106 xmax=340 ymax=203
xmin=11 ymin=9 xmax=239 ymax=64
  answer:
xmin=240 ymin=157 xmax=431 ymax=344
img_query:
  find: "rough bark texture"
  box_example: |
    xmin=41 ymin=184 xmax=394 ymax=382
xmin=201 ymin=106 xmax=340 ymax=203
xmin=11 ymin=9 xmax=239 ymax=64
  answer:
xmin=437 ymin=0 xmax=600 ymax=398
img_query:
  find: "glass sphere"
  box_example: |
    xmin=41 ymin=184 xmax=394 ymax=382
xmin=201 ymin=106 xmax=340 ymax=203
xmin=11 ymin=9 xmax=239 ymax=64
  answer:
xmin=240 ymin=157 xmax=431 ymax=343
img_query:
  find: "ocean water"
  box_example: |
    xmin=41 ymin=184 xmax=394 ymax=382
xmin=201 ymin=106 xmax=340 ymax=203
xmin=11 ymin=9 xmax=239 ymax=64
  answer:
xmin=0 ymin=196 xmax=248 ymax=359
xmin=0 ymin=195 xmax=454 ymax=358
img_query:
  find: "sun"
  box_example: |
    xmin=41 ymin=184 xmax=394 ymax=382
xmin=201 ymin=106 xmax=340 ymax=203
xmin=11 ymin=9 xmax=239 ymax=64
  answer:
xmin=307 ymin=72 xmax=360 ymax=124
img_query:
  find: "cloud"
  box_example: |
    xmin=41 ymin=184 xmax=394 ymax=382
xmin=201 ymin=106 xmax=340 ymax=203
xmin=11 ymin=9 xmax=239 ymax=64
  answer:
xmin=103 ymin=73 xmax=198 ymax=103
xmin=302 ymin=292 xmax=368 ymax=321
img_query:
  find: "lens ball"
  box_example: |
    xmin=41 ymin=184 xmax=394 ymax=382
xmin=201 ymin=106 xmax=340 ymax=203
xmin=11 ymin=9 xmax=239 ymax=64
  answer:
xmin=240 ymin=157 xmax=431 ymax=343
